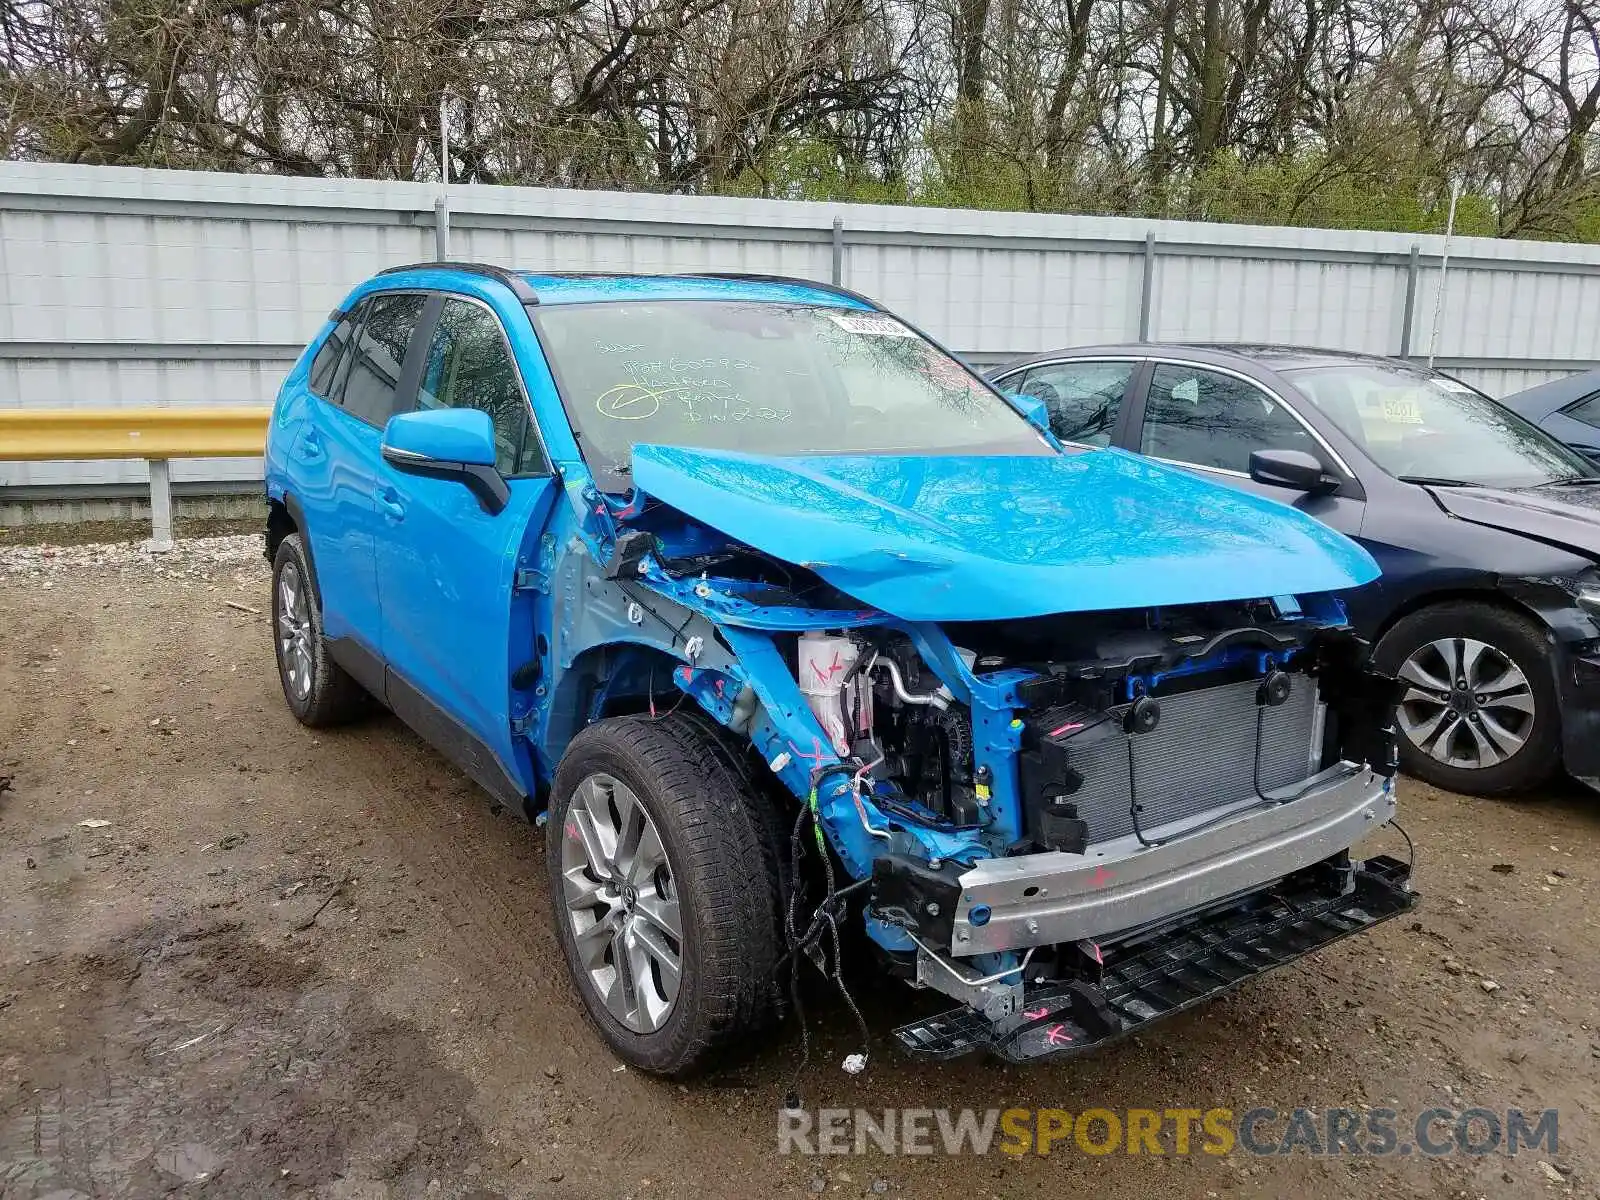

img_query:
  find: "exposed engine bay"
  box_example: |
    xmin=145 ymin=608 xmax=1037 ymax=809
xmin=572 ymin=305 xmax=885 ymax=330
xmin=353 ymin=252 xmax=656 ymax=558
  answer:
xmin=790 ymin=598 xmax=1394 ymax=856
xmin=757 ymin=594 xmax=1412 ymax=1059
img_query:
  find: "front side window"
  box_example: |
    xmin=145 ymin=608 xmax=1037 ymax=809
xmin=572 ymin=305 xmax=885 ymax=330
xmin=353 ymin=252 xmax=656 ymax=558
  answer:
xmin=1288 ymin=362 xmax=1591 ymax=488
xmin=1140 ymin=364 xmax=1315 ymax=473
xmin=1012 ymin=360 xmax=1133 ymax=447
xmin=417 ymin=298 xmax=543 ymax=477
xmin=531 ymin=301 xmax=1048 ymax=490
xmin=338 ymin=292 xmax=428 ymax=427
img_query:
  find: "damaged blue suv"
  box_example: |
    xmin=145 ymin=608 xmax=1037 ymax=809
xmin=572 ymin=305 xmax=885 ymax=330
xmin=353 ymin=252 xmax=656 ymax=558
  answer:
xmin=264 ymin=265 xmax=1415 ymax=1075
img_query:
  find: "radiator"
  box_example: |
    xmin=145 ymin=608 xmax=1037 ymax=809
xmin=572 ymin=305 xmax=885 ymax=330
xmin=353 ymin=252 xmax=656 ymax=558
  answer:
xmin=1068 ymin=675 xmax=1324 ymax=845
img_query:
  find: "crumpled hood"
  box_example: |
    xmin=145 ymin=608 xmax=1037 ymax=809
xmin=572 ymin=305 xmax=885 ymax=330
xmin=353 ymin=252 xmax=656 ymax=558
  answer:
xmin=629 ymin=445 xmax=1378 ymax=621
xmin=1427 ymin=481 xmax=1600 ymax=560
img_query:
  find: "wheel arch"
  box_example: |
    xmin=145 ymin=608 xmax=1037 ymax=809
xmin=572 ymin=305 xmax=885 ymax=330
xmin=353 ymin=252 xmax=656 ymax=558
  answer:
xmin=1371 ymin=584 xmax=1554 ymax=651
xmin=266 ymin=493 xmax=321 ymax=605
xmin=543 ymin=640 xmax=695 ymax=766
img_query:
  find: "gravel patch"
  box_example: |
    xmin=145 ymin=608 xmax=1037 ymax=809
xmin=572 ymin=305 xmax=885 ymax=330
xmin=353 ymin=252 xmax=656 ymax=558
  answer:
xmin=0 ymin=534 xmax=265 ymax=579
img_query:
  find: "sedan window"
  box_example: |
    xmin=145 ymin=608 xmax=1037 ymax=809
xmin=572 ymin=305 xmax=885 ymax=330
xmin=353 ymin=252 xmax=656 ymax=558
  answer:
xmin=1559 ymin=391 xmax=1600 ymax=433
xmin=1139 ymin=364 xmax=1316 ymax=473
xmin=1288 ymin=363 xmax=1591 ymax=488
xmin=1010 ymin=361 xmax=1132 ymax=446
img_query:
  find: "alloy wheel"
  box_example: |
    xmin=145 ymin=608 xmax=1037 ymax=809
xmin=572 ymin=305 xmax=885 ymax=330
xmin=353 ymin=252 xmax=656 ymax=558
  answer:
xmin=276 ymin=561 xmax=314 ymax=701
xmin=560 ymin=772 xmax=683 ymax=1033
xmin=1395 ymin=637 xmax=1536 ymax=770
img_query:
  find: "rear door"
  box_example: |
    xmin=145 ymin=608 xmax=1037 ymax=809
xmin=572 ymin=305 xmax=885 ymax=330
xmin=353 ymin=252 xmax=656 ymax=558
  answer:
xmin=294 ymin=292 xmax=430 ymax=672
xmin=1125 ymin=359 xmax=1367 ymax=538
xmin=373 ymin=293 xmax=561 ymax=804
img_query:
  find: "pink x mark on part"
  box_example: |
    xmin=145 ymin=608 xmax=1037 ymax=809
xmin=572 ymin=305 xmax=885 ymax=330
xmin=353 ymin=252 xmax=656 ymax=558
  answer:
xmin=810 ymin=651 xmax=845 ymax=685
xmin=1023 ymin=1007 xmax=1051 ymax=1020
xmin=1088 ymin=865 xmax=1116 ymax=887
xmin=1044 ymin=1024 xmax=1074 ymax=1046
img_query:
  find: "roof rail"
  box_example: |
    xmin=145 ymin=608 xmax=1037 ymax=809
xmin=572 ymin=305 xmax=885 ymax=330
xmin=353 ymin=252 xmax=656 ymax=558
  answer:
xmin=376 ymin=261 xmax=539 ymax=305
xmin=686 ymin=272 xmax=882 ymax=311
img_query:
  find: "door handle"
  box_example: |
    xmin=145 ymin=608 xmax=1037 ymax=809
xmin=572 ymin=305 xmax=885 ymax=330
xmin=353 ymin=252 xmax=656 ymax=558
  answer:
xmin=377 ymin=486 xmax=406 ymax=521
xmin=299 ymin=429 xmax=324 ymax=460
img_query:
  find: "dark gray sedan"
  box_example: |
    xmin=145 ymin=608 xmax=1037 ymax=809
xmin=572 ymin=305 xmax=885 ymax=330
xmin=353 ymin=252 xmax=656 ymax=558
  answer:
xmin=1502 ymin=369 xmax=1600 ymax=466
xmin=988 ymin=343 xmax=1600 ymax=798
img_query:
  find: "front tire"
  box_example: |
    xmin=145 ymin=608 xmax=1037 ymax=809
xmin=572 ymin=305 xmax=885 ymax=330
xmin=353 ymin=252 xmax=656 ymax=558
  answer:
xmin=270 ymin=532 xmax=368 ymax=727
xmin=1373 ymin=601 xmax=1560 ymax=796
xmin=546 ymin=713 xmax=781 ymax=1076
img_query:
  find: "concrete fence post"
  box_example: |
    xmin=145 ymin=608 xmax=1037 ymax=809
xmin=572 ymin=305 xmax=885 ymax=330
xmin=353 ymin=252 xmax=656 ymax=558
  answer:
xmin=434 ymin=195 xmax=451 ymax=261
xmin=1138 ymin=232 xmax=1157 ymax=341
xmin=1399 ymin=243 xmax=1420 ymax=357
xmin=145 ymin=458 xmax=174 ymax=552
xmin=831 ymin=217 xmax=844 ymax=285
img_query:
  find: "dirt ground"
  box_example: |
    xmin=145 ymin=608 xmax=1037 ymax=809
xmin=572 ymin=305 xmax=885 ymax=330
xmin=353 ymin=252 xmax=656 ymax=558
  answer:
xmin=2 ymin=537 xmax=1599 ymax=1200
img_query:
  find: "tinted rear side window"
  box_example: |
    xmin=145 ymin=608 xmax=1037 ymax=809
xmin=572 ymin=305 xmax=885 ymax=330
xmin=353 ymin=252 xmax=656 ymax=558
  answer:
xmin=308 ymin=311 xmax=358 ymax=397
xmin=339 ymin=293 xmax=428 ymax=427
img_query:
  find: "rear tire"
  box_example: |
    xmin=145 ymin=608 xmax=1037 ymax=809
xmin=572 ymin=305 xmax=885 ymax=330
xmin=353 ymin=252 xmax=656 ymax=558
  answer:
xmin=547 ymin=712 xmax=782 ymax=1076
xmin=270 ymin=533 xmax=369 ymax=727
xmin=1373 ymin=601 xmax=1560 ymax=796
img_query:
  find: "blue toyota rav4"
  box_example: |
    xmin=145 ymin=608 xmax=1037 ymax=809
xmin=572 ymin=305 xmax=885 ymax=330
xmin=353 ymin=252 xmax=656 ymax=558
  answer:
xmin=264 ymin=264 xmax=1415 ymax=1076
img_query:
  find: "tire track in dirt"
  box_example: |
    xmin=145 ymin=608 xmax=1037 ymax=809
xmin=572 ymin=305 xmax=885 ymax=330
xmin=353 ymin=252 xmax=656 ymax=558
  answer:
xmin=288 ymin=713 xmax=566 ymax=1004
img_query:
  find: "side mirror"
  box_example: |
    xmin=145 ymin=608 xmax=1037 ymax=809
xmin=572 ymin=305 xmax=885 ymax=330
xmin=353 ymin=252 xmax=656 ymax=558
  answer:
xmin=1249 ymin=448 xmax=1336 ymax=493
xmin=1005 ymin=390 xmax=1053 ymax=436
xmin=382 ymin=409 xmax=509 ymax=514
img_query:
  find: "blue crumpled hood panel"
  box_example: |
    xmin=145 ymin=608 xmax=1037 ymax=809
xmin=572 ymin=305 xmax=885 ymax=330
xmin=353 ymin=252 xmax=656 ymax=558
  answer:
xmin=629 ymin=445 xmax=1379 ymax=621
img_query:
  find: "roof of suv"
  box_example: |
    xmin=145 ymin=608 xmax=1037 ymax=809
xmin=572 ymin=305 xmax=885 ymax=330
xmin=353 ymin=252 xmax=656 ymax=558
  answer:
xmin=375 ymin=263 xmax=874 ymax=310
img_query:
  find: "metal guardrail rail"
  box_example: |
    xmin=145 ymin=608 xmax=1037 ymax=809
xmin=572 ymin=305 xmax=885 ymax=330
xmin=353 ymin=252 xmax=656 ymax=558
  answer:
xmin=0 ymin=407 xmax=269 ymax=548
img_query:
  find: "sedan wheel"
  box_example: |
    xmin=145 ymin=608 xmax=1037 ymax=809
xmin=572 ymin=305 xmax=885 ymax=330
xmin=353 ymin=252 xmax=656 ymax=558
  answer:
xmin=1395 ymin=637 xmax=1536 ymax=770
xmin=1373 ymin=600 xmax=1560 ymax=796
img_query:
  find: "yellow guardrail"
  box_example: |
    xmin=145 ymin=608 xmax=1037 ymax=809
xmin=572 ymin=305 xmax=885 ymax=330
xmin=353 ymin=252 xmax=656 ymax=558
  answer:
xmin=0 ymin=406 xmax=273 ymax=549
xmin=0 ymin=406 xmax=270 ymax=461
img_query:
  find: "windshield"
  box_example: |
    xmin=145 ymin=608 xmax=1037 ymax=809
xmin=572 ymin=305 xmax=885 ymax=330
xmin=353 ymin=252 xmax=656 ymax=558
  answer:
xmin=531 ymin=301 xmax=1049 ymax=488
xmin=1286 ymin=363 xmax=1593 ymax=488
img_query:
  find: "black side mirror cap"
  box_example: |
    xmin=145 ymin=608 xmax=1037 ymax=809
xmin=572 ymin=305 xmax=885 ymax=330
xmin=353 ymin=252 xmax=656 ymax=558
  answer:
xmin=381 ymin=444 xmax=511 ymax=514
xmin=1249 ymin=448 xmax=1337 ymax=493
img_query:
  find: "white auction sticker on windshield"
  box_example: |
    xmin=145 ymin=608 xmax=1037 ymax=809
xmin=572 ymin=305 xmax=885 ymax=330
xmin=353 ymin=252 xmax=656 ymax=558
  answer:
xmin=826 ymin=311 xmax=918 ymax=337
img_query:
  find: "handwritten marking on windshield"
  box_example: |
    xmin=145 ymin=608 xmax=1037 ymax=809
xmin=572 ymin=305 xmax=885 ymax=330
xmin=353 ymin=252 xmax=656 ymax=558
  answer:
xmin=595 ymin=381 xmax=791 ymax=424
xmin=597 ymin=382 xmax=667 ymax=420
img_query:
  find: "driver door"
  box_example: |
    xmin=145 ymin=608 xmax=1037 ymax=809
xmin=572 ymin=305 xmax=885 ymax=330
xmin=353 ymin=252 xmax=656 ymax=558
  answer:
xmin=373 ymin=295 xmax=561 ymax=804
